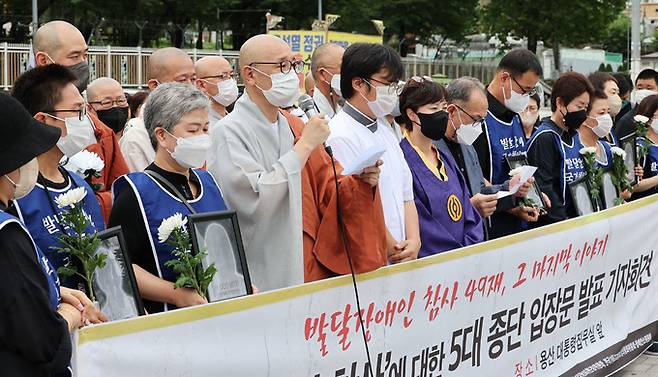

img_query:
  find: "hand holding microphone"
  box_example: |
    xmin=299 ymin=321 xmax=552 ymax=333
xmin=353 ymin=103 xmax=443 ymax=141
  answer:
xmin=298 ymin=94 xmax=330 ymax=151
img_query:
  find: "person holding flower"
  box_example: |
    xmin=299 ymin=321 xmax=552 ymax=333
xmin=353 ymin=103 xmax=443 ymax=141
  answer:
xmin=110 ymin=83 xmax=228 ymax=313
xmin=0 ymin=93 xmax=96 ymax=376
xmin=10 ymin=64 xmax=106 ymax=291
xmin=630 ymin=96 xmax=658 ymax=199
xmin=527 ymin=72 xmax=594 ymax=224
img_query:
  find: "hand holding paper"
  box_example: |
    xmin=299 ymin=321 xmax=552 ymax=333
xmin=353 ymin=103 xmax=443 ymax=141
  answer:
xmin=341 ymin=145 xmax=386 ymax=176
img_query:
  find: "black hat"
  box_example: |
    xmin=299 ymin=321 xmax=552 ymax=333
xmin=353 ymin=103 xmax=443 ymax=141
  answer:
xmin=0 ymin=93 xmax=61 ymax=176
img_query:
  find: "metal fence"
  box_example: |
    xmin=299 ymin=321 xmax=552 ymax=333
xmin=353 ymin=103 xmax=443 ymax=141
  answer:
xmin=0 ymin=43 xmax=498 ymax=90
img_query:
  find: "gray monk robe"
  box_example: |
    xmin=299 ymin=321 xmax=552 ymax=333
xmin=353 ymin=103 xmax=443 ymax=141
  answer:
xmin=208 ymin=92 xmax=303 ymax=291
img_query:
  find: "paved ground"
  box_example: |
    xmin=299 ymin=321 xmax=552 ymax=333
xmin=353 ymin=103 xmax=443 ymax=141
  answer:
xmin=613 ymin=354 xmax=658 ymax=376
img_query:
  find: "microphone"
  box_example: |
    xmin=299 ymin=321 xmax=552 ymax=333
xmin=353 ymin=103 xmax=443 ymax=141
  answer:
xmin=298 ymin=94 xmax=319 ymax=118
xmin=297 ymin=94 xmax=333 ymax=157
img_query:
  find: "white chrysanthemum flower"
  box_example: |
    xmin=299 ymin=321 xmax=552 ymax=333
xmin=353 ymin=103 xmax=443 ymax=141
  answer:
xmin=634 ymin=115 xmax=650 ymax=124
xmin=157 ymin=213 xmax=188 ymax=243
xmin=579 ymin=146 xmax=597 ymax=155
xmin=508 ymin=167 xmax=523 ymax=177
xmin=54 ymin=187 xmax=88 ymax=208
xmin=611 ymin=146 xmax=627 ymax=158
xmin=64 ymin=150 xmax=105 ymax=176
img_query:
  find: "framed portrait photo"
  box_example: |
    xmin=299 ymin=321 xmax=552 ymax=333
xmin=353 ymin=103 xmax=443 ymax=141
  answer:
xmin=187 ymin=210 xmax=252 ymax=302
xmin=619 ymin=134 xmax=638 ymax=186
xmin=568 ymin=177 xmax=599 ymax=216
xmin=92 ymin=227 xmax=144 ymax=321
xmin=505 ymin=154 xmax=547 ymax=211
xmin=600 ymin=170 xmax=619 ymax=210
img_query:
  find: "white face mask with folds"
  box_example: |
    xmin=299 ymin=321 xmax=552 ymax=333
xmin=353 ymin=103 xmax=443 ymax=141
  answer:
xmin=204 ymin=78 xmax=239 ymax=107
xmin=253 ymin=68 xmax=300 ymax=108
xmin=360 ymin=80 xmax=398 ymax=118
xmin=165 ymin=130 xmax=211 ymax=169
xmin=502 ymin=76 xmax=530 ymax=113
xmin=452 ymin=110 xmax=483 ymax=145
xmin=49 ymin=114 xmax=96 ymax=158
xmin=4 ymin=158 xmax=39 ymax=199
xmin=588 ymin=114 xmax=613 ymax=138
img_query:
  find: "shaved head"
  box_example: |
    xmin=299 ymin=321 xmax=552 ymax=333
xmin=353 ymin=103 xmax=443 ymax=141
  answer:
xmin=147 ymin=48 xmax=194 ymax=90
xmin=33 ymin=20 xmax=87 ymax=67
xmin=195 ymin=56 xmax=232 ymax=79
xmin=310 ymin=43 xmax=344 ymax=81
xmin=239 ymin=34 xmax=291 ymax=70
xmin=87 ymin=77 xmax=123 ymax=102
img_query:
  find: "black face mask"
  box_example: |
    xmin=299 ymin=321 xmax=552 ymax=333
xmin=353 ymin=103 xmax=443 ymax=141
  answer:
xmin=563 ymin=109 xmax=587 ymax=130
xmin=68 ymin=61 xmax=90 ymax=93
xmin=413 ymin=110 xmax=449 ymax=141
xmin=97 ymin=107 xmax=129 ymax=134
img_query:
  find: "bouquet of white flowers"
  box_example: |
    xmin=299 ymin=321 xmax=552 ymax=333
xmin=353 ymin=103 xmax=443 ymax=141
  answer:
xmin=579 ymin=147 xmax=603 ymax=208
xmin=52 ymin=187 xmax=106 ymax=301
xmin=610 ymin=147 xmax=632 ymax=205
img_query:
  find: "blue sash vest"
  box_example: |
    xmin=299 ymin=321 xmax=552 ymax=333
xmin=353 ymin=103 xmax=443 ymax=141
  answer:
xmin=0 ymin=211 xmax=61 ymax=309
xmin=14 ymin=170 xmax=104 ymax=288
xmin=484 ymin=111 xmax=527 ymax=184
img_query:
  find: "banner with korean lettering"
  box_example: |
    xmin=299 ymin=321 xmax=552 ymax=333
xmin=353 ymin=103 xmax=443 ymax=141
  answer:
xmin=268 ymin=30 xmax=383 ymax=63
xmin=73 ymin=195 xmax=658 ymax=377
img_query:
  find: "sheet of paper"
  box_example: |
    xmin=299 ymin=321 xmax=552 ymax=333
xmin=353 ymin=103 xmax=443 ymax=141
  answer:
xmin=341 ymin=145 xmax=387 ymax=176
xmin=496 ymin=190 xmax=513 ymax=199
xmin=509 ymin=165 xmax=538 ymax=193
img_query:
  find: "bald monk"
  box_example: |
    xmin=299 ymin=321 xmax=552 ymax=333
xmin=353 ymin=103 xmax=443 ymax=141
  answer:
xmin=208 ymin=35 xmax=388 ymax=289
xmin=121 ymin=48 xmax=195 ymax=171
xmin=34 ymin=21 xmax=129 ymax=224
xmin=87 ymin=77 xmax=131 ymax=137
xmin=194 ymin=56 xmax=239 ymax=127
xmin=311 ymin=43 xmax=345 ymax=118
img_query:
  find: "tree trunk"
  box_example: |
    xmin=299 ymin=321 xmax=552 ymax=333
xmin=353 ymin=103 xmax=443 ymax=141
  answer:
xmin=552 ymin=38 xmax=561 ymax=75
xmin=196 ymin=20 xmax=203 ymax=50
xmin=527 ymin=33 xmax=538 ymax=54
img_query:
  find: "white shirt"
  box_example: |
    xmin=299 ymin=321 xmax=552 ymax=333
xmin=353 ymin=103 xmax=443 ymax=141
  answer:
xmin=327 ymin=102 xmax=413 ymax=242
xmin=119 ymin=117 xmax=155 ymax=172
xmin=312 ymin=88 xmax=340 ymax=119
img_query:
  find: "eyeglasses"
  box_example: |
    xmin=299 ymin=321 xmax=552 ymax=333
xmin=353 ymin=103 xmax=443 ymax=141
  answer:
xmin=200 ymin=72 xmax=239 ymax=81
xmin=249 ymin=60 xmax=305 ymax=74
xmin=454 ymin=104 xmax=485 ymax=129
xmin=45 ymin=105 xmax=88 ymax=121
xmin=511 ymin=76 xmax=538 ymax=96
xmin=365 ymin=77 xmax=404 ymax=95
xmin=88 ymin=98 xmax=128 ymax=109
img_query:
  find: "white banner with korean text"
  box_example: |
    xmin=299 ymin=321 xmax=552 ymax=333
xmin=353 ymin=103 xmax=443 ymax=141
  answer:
xmin=73 ymin=196 xmax=658 ymax=377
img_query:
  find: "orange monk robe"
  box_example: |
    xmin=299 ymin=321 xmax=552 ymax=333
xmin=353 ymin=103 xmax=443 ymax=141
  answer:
xmin=85 ymin=111 xmax=130 ymax=225
xmin=282 ymin=111 xmax=388 ymax=282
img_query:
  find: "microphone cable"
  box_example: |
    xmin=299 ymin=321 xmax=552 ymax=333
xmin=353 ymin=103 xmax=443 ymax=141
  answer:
xmin=325 ymin=144 xmax=375 ymax=377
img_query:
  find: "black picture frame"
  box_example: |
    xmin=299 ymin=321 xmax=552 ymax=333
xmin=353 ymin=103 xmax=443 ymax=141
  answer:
xmin=600 ymin=170 xmax=619 ymax=210
xmin=505 ymin=154 xmax=547 ymax=210
xmin=187 ymin=210 xmax=253 ymax=302
xmin=92 ymin=226 xmax=145 ymax=321
xmin=568 ymin=177 xmax=599 ymax=216
xmin=619 ymin=133 xmax=638 ymax=186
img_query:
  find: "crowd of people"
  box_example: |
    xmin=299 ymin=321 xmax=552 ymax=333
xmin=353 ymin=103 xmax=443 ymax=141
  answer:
xmin=2 ymin=19 xmax=658 ymax=375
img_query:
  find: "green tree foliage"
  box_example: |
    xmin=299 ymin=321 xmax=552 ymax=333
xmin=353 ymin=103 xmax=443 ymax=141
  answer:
xmin=482 ymin=0 xmax=626 ymax=53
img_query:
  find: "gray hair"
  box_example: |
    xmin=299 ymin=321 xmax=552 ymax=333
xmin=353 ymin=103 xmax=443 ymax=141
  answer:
xmin=144 ymin=82 xmax=209 ymax=149
xmin=446 ymin=77 xmax=486 ymax=106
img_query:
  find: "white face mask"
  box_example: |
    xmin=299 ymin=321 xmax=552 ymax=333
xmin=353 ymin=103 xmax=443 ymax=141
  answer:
xmin=330 ymin=73 xmax=343 ymax=98
xmin=253 ymin=68 xmax=300 ymax=108
xmin=651 ymin=118 xmax=658 ymax=133
xmin=5 ymin=158 xmax=39 ymax=199
xmin=631 ymin=89 xmax=657 ymax=106
xmin=362 ymin=82 xmax=398 ymax=118
xmin=166 ymin=130 xmax=211 ymax=169
xmin=503 ymin=77 xmax=530 ymax=113
xmin=205 ymin=78 xmax=239 ymax=107
xmin=50 ymin=114 xmax=96 ymax=157
xmin=452 ymin=110 xmax=483 ymax=145
xmin=589 ymin=114 xmax=613 ymax=138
